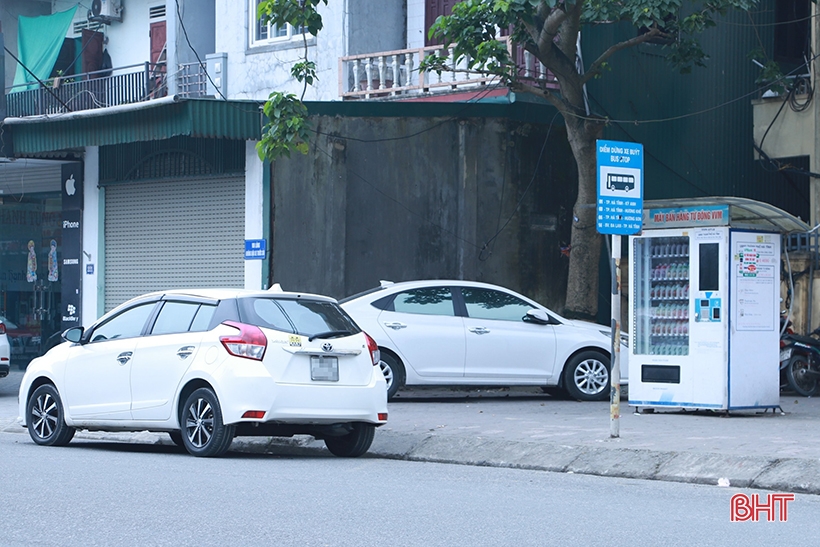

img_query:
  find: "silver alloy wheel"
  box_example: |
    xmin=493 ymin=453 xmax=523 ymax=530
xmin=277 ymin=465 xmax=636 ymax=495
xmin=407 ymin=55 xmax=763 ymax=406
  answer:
xmin=573 ymin=357 xmax=609 ymax=395
xmin=185 ymin=397 xmax=215 ymax=448
xmin=30 ymin=392 xmax=58 ymax=440
xmin=379 ymin=360 xmax=394 ymax=391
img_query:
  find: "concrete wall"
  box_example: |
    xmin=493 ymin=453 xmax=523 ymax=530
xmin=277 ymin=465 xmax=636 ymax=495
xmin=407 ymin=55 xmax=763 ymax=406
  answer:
xmin=271 ymin=115 xmax=577 ymax=311
xmin=782 ymin=251 xmax=820 ymax=335
xmin=347 ymin=0 xmax=405 ymax=55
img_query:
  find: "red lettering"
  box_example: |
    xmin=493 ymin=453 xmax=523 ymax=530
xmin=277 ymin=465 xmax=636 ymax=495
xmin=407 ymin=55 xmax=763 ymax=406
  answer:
xmin=731 ymin=494 xmax=752 ymax=522
xmin=752 ymin=494 xmax=775 ymax=522
xmin=772 ymin=493 xmax=794 ymax=521
xmin=731 ymin=493 xmax=794 ymax=522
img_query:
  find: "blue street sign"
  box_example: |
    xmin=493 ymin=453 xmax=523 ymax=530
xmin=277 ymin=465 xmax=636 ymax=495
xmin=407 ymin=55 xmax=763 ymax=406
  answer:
xmin=596 ymin=140 xmax=644 ymax=235
xmin=244 ymin=239 xmax=267 ymax=260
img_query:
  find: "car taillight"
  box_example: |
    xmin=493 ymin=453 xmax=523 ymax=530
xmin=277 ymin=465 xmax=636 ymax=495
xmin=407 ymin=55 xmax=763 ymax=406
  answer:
xmin=0 ymin=323 xmax=5 ymax=335
xmin=220 ymin=321 xmax=267 ymax=361
xmin=365 ymin=333 xmax=380 ymax=366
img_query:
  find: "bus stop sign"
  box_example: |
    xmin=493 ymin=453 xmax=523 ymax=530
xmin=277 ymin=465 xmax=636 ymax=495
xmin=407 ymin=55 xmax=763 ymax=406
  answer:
xmin=596 ymin=140 xmax=643 ymax=235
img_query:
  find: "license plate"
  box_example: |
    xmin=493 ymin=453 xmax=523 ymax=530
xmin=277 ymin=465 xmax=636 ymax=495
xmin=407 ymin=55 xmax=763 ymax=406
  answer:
xmin=780 ymin=348 xmax=792 ymax=362
xmin=311 ymin=356 xmax=339 ymax=381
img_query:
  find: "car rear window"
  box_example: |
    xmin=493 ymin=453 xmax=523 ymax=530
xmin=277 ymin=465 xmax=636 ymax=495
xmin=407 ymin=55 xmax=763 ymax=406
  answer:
xmin=238 ymin=297 xmax=361 ymax=338
xmin=338 ymin=286 xmax=386 ymax=304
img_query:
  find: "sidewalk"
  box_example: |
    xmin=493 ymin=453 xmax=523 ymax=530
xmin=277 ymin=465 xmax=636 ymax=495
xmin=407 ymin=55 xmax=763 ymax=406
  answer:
xmin=3 ymin=370 xmax=820 ymax=494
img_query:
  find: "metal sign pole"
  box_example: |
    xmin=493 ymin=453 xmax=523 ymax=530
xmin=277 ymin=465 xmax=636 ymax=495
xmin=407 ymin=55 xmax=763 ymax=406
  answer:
xmin=610 ymin=234 xmax=622 ymax=438
xmin=596 ymin=139 xmax=643 ymax=439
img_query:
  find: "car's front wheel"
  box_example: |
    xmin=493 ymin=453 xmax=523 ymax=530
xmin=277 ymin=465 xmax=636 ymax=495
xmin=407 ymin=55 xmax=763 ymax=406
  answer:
xmin=27 ymin=384 xmax=75 ymax=446
xmin=564 ymin=351 xmax=610 ymax=401
xmin=324 ymin=423 xmax=375 ymax=457
xmin=181 ymin=388 xmax=235 ymax=457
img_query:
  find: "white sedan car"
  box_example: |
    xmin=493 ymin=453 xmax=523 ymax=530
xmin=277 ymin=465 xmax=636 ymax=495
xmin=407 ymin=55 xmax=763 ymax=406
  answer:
xmin=340 ymin=280 xmax=628 ymax=401
xmin=18 ymin=288 xmax=388 ymax=457
xmin=0 ymin=320 xmax=10 ymax=378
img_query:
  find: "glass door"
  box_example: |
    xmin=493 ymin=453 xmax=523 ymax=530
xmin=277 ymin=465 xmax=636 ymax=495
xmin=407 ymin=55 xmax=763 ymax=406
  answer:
xmin=633 ymin=235 xmax=690 ymax=356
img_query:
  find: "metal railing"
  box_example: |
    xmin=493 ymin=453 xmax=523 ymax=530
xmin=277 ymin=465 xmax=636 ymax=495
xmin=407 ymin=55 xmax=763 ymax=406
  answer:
xmin=177 ymin=61 xmax=208 ymax=98
xmin=4 ymin=62 xmax=167 ymax=118
xmin=784 ymin=231 xmax=820 ymax=268
xmin=338 ymin=36 xmax=558 ymax=100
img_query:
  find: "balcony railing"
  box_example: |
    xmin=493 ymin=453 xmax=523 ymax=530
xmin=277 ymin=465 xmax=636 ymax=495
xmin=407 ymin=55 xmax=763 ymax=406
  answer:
xmin=177 ymin=61 xmax=209 ymax=98
xmin=339 ymin=36 xmax=558 ymax=100
xmin=4 ymin=62 xmax=167 ymax=118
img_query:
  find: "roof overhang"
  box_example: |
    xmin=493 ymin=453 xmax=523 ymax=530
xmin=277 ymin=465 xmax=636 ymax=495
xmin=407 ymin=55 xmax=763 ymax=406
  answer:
xmin=2 ymin=96 xmax=264 ymax=155
xmin=644 ymin=196 xmax=811 ymax=234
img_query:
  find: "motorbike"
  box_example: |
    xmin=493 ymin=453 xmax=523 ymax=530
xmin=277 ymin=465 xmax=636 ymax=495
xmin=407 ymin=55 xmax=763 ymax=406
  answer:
xmin=780 ymin=315 xmax=820 ymax=397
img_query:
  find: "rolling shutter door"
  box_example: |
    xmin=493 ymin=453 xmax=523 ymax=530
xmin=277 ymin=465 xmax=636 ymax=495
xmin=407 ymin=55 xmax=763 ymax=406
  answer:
xmin=104 ymin=176 xmax=245 ymax=311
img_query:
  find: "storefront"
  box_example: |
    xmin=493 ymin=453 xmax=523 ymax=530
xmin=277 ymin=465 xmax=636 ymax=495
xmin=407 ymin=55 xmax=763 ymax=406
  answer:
xmin=0 ymin=159 xmax=82 ymax=366
xmin=3 ymin=98 xmax=269 ymax=370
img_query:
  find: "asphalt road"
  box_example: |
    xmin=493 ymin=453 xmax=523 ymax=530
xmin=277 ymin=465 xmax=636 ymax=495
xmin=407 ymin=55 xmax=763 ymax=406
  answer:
xmin=1 ymin=432 xmax=818 ymax=547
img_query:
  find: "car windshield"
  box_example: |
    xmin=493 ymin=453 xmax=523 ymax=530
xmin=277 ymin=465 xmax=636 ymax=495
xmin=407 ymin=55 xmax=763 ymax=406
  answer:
xmin=238 ymin=297 xmax=361 ymax=338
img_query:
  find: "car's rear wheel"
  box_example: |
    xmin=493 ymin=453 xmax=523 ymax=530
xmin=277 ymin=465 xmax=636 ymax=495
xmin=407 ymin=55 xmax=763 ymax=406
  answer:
xmin=181 ymin=388 xmax=235 ymax=457
xmin=324 ymin=423 xmax=375 ymax=457
xmin=379 ymin=352 xmax=405 ymax=401
xmin=564 ymin=351 xmax=610 ymax=401
xmin=27 ymin=384 xmax=75 ymax=446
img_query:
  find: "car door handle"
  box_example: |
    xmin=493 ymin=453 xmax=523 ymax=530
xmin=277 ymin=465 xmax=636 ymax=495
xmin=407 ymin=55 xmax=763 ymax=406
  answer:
xmin=383 ymin=322 xmax=407 ymax=330
xmin=468 ymin=327 xmax=490 ymax=335
xmin=177 ymin=346 xmax=195 ymax=359
xmin=116 ymin=351 xmax=132 ymax=365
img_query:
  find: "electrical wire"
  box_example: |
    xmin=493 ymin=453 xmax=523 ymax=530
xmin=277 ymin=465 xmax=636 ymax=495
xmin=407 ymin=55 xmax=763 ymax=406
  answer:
xmin=720 ymin=11 xmax=820 ymax=28
xmin=3 ymin=46 xmax=72 ymax=113
xmin=308 ymin=80 xmax=508 ymax=143
xmin=478 ymin=111 xmax=561 ymax=261
xmin=174 ymin=0 xmax=229 ymax=102
xmin=311 ymin=132 xmax=482 ymax=251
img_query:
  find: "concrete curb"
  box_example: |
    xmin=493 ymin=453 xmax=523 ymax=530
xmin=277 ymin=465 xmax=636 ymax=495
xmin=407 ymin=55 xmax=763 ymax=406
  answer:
xmin=5 ymin=420 xmax=818 ymax=495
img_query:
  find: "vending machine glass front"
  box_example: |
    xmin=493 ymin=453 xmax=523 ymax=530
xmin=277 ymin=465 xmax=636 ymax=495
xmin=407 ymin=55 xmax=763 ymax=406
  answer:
xmin=633 ymin=235 xmax=690 ymax=356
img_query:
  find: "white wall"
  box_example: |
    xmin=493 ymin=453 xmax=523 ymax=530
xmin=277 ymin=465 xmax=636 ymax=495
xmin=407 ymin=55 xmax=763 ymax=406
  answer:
xmin=407 ymin=0 xmax=425 ymax=50
xmin=216 ymin=0 xmax=414 ymax=101
xmin=216 ymin=0 xmax=332 ymax=100
xmin=51 ymin=0 xmax=154 ymax=71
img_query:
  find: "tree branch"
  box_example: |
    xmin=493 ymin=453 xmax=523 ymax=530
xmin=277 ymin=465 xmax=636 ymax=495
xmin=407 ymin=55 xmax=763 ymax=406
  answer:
xmin=539 ymin=6 xmax=566 ymax=51
xmin=509 ymin=80 xmax=566 ymax=112
xmin=581 ymin=28 xmax=665 ymax=86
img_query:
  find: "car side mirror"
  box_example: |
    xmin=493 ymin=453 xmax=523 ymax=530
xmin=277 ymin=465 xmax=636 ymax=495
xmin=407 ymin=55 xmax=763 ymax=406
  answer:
xmin=62 ymin=327 xmax=84 ymax=343
xmin=524 ymin=309 xmax=552 ymax=325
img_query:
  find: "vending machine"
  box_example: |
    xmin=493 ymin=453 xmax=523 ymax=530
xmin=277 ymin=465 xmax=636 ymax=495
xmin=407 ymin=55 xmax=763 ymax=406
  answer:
xmin=628 ymin=214 xmax=781 ymax=411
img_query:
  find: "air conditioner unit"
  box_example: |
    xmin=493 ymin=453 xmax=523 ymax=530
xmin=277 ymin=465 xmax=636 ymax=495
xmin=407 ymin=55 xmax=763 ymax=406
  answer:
xmin=88 ymin=0 xmax=123 ymax=24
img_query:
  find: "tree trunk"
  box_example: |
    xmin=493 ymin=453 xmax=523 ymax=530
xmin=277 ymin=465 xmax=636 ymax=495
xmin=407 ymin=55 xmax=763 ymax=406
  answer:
xmin=563 ymin=116 xmax=604 ymax=320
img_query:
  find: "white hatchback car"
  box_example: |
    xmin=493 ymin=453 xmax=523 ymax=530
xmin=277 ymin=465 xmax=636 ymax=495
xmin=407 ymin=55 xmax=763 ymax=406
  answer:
xmin=18 ymin=288 xmax=388 ymax=457
xmin=340 ymin=280 xmax=628 ymax=401
xmin=0 ymin=320 xmax=10 ymax=378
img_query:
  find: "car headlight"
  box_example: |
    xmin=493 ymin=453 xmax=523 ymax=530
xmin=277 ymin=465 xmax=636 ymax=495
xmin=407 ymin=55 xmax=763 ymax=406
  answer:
xmin=600 ymin=329 xmax=630 ymax=348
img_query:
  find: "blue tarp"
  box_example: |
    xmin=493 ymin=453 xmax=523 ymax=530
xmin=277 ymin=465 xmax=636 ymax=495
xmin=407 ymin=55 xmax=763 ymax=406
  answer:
xmin=12 ymin=6 xmax=78 ymax=92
